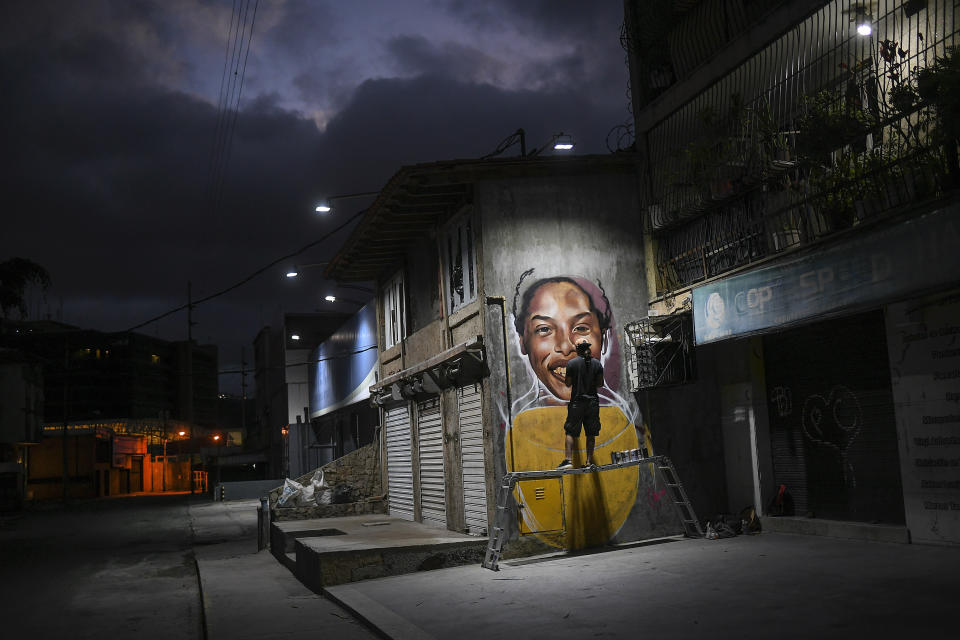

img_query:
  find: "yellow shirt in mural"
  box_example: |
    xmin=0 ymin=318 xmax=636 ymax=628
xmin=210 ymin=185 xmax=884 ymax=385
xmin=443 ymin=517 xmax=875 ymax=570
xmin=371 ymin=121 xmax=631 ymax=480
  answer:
xmin=507 ymin=405 xmax=652 ymax=550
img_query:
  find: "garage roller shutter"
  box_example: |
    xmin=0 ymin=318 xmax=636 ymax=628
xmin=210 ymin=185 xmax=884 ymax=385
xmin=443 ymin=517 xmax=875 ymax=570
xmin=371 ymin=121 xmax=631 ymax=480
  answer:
xmin=385 ymin=405 xmax=414 ymax=521
xmin=417 ymin=397 xmax=446 ymax=528
xmin=458 ymin=383 xmax=488 ymax=535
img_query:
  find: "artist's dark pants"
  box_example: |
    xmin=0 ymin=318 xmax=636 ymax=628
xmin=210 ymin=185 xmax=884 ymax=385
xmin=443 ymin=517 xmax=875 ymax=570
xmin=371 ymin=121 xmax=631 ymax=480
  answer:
xmin=564 ymin=398 xmax=601 ymax=438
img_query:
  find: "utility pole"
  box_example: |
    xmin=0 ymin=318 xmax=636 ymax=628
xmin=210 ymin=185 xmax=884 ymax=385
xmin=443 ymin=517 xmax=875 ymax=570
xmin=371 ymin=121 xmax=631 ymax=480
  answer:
xmin=187 ymin=281 xmax=196 ymax=493
xmin=240 ymin=346 xmax=247 ymax=438
xmin=61 ymin=339 xmax=69 ymax=503
xmin=186 ymin=281 xmax=195 ymax=429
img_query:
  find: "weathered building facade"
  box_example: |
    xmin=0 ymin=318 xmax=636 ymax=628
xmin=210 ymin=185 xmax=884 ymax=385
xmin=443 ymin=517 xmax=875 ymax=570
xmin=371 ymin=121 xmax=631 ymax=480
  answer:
xmin=327 ymin=156 xmax=681 ymax=552
xmin=626 ymin=0 xmax=960 ymax=544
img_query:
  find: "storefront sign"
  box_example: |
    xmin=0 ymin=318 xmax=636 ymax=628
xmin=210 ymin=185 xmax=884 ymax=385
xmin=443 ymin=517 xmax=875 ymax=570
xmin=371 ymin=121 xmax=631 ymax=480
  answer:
xmin=886 ymin=293 xmax=960 ymax=545
xmin=309 ymin=303 xmax=378 ymax=418
xmin=692 ymin=205 xmax=960 ymax=344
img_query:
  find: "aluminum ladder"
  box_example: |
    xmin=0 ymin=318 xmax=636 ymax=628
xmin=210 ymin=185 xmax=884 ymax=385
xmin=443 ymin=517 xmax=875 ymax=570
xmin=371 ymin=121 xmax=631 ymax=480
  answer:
xmin=482 ymin=454 xmax=702 ymax=571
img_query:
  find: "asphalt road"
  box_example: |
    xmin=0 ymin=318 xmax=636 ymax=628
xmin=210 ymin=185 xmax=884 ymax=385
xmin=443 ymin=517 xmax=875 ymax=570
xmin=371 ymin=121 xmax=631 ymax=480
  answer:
xmin=0 ymin=493 xmax=203 ymax=640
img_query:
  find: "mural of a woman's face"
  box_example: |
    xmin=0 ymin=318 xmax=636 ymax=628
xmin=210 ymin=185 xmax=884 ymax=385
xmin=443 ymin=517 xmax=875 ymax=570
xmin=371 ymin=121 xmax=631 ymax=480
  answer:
xmin=520 ymin=281 xmax=604 ymax=401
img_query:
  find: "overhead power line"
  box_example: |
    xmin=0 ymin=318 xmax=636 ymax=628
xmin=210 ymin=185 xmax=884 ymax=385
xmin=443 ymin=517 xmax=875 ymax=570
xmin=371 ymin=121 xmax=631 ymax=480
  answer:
xmin=205 ymin=0 xmax=261 ymax=224
xmin=124 ymin=207 xmax=367 ymax=333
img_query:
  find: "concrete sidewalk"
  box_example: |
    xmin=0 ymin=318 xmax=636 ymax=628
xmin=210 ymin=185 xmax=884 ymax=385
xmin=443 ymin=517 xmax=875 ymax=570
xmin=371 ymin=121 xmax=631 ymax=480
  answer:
xmin=326 ymin=532 xmax=960 ymax=640
xmin=189 ymin=499 xmax=376 ymax=640
xmin=191 ymin=499 xmax=960 ymax=640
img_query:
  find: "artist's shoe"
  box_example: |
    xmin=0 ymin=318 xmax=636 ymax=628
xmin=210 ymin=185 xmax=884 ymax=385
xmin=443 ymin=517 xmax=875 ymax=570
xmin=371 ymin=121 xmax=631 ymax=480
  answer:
xmin=557 ymin=459 xmax=573 ymax=470
xmin=581 ymin=460 xmax=599 ymax=470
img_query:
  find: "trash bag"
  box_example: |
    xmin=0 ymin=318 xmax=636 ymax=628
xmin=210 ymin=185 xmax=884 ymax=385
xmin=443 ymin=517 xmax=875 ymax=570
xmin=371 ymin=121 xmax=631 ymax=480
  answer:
xmin=277 ymin=478 xmax=304 ymax=507
xmin=331 ymin=484 xmax=353 ymax=504
xmin=277 ymin=470 xmax=329 ymax=507
xmin=307 ymin=469 xmax=331 ymax=506
xmin=740 ymin=505 xmax=762 ymax=535
xmin=705 ymin=522 xmax=719 ymax=540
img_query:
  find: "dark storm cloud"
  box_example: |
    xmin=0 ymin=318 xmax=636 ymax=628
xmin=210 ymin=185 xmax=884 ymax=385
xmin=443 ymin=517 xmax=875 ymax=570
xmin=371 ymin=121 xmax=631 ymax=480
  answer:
xmin=386 ymin=35 xmax=505 ymax=84
xmin=442 ymin=0 xmax=628 ymax=97
xmin=445 ymin=0 xmax=623 ymax=40
xmin=2 ymin=0 xmax=628 ymax=389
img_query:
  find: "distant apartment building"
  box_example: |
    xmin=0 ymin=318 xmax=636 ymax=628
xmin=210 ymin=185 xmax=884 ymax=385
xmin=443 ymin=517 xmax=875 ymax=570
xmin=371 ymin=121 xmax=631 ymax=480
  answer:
xmin=0 ymin=321 xmax=218 ymax=500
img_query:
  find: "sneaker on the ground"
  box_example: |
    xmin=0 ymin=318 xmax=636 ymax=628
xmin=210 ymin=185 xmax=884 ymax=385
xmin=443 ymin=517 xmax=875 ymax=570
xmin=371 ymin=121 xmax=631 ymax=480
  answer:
xmin=557 ymin=459 xmax=573 ymax=470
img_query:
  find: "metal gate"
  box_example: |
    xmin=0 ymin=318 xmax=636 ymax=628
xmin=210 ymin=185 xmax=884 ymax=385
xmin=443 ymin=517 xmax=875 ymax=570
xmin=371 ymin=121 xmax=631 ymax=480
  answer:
xmin=764 ymin=310 xmax=904 ymax=524
xmin=384 ymin=405 xmax=414 ymax=521
xmin=417 ymin=397 xmax=446 ymax=528
xmin=458 ymin=383 xmax=488 ymax=535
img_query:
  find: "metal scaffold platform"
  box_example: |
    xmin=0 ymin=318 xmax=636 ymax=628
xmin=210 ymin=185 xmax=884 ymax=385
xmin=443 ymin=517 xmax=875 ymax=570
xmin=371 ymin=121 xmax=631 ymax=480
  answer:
xmin=482 ymin=455 xmax=702 ymax=571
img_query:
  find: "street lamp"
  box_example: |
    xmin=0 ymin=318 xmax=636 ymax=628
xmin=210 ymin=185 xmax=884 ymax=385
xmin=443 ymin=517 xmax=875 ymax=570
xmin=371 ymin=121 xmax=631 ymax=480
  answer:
xmin=284 ymin=262 xmax=328 ymax=279
xmin=314 ymin=190 xmax=379 ymax=214
xmin=324 ymin=294 xmax=365 ymax=307
xmin=482 ymin=128 xmax=576 ymax=159
xmin=213 ymin=433 xmax=223 ymax=496
xmin=853 ymin=8 xmax=872 ymax=36
xmin=552 ymin=133 xmax=575 ymax=150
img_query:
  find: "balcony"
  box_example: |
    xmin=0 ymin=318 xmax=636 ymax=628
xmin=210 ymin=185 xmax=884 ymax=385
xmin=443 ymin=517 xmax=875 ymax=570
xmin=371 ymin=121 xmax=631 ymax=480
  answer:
xmin=644 ymin=0 xmax=959 ymax=295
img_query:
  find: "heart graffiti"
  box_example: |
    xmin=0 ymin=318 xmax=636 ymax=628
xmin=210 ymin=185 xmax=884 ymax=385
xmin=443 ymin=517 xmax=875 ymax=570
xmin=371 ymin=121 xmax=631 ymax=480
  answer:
xmin=801 ymin=385 xmax=862 ymax=487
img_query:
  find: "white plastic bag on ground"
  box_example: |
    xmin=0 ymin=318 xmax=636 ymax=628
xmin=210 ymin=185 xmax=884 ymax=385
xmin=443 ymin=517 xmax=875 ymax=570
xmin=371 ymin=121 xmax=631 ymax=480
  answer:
xmin=276 ymin=478 xmax=303 ymax=507
xmin=307 ymin=469 xmax=329 ymax=506
xmin=277 ymin=470 xmax=329 ymax=507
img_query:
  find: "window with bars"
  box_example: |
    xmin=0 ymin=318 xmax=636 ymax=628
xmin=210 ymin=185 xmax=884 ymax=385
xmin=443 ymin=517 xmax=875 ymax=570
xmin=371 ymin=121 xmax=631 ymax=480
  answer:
xmin=382 ymin=271 xmax=406 ymax=349
xmin=443 ymin=214 xmax=477 ymax=314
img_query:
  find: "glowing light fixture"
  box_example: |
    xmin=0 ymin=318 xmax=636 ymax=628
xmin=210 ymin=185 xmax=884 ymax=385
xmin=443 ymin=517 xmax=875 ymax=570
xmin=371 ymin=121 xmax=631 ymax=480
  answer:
xmin=291 ymin=334 xmax=300 ymax=341
xmin=178 ymin=430 xmax=186 ymax=437
xmin=552 ymin=133 xmax=575 ymax=151
xmin=286 ymin=270 xmax=299 ymax=278
xmin=314 ymin=191 xmax=378 ymax=214
xmin=325 ymin=295 xmax=337 ymax=302
xmin=857 ymin=20 xmax=872 ymax=36
xmin=213 ymin=434 xmax=221 ymax=441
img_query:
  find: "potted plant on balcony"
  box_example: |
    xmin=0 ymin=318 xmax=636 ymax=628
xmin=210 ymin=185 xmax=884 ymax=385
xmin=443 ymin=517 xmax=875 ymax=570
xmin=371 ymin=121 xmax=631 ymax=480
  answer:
xmin=924 ymin=47 xmax=960 ymax=185
xmin=755 ymin=99 xmax=792 ymax=171
xmin=796 ymin=87 xmax=878 ymax=232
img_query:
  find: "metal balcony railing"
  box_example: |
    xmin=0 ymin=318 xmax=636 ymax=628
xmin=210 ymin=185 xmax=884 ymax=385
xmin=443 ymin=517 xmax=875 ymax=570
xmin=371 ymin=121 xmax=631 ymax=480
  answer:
xmin=642 ymin=0 xmax=959 ymax=294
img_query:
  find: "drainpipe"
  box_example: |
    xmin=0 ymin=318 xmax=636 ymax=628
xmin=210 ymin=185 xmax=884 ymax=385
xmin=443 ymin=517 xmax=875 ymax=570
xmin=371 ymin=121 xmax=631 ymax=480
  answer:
xmin=484 ymin=296 xmax=513 ymax=434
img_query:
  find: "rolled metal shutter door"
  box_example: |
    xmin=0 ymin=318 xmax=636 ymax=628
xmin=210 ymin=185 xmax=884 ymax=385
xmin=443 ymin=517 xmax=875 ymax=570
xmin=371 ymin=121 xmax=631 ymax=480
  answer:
xmin=458 ymin=383 xmax=488 ymax=535
xmin=417 ymin=397 xmax=446 ymax=528
xmin=764 ymin=310 xmax=904 ymax=524
xmin=385 ymin=405 xmax=414 ymax=521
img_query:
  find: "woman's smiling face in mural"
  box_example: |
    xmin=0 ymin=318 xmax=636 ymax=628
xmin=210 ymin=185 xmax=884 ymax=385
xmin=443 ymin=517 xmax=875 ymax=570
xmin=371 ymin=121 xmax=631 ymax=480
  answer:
xmin=520 ymin=281 xmax=604 ymax=401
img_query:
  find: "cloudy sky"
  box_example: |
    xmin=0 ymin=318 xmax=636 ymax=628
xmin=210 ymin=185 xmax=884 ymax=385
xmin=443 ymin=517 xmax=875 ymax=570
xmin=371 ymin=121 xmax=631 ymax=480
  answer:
xmin=1 ymin=0 xmax=630 ymax=393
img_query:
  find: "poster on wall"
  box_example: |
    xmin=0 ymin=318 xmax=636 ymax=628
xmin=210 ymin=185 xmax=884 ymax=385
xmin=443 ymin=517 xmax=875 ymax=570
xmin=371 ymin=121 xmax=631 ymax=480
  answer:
xmin=309 ymin=303 xmax=378 ymax=419
xmin=505 ymin=270 xmax=658 ymax=549
xmin=886 ymin=291 xmax=960 ymax=545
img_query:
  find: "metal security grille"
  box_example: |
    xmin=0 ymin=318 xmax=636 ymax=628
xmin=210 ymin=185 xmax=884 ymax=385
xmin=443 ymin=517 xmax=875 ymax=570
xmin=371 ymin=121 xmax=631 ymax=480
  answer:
xmin=641 ymin=0 xmax=959 ymax=294
xmin=384 ymin=405 xmax=414 ymax=521
xmin=417 ymin=397 xmax=446 ymax=528
xmin=763 ymin=310 xmax=904 ymax=523
xmin=624 ymin=314 xmax=697 ymax=390
xmin=458 ymin=383 xmax=488 ymax=535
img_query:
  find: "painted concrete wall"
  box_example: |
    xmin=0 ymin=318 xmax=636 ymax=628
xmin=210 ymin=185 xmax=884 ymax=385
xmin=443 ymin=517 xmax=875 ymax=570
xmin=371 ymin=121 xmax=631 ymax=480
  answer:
xmin=645 ymin=336 xmax=774 ymax=524
xmin=886 ymin=290 xmax=960 ymax=545
xmin=476 ymin=171 xmax=681 ymax=550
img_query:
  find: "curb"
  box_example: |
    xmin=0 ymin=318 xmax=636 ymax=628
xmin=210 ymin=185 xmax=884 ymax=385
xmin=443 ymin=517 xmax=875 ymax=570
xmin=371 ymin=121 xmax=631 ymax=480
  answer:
xmin=322 ymin=583 xmax=435 ymax=640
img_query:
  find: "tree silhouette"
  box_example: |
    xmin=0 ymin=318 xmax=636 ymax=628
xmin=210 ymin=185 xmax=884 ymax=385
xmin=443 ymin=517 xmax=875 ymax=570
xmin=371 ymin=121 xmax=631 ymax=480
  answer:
xmin=0 ymin=257 xmax=52 ymax=320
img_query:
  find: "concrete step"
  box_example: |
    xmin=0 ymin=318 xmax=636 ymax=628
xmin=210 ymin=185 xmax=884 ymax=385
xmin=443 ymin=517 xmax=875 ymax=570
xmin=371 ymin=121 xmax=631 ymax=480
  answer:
xmin=760 ymin=515 xmax=909 ymax=544
xmin=272 ymin=514 xmax=487 ymax=592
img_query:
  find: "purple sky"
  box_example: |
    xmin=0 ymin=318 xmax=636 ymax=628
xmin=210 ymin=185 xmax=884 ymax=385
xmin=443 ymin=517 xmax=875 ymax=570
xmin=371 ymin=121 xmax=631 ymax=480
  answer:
xmin=0 ymin=0 xmax=630 ymax=393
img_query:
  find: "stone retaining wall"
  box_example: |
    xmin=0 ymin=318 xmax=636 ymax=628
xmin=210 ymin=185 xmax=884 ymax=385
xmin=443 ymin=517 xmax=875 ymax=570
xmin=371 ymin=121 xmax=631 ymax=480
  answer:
xmin=269 ymin=441 xmax=384 ymax=521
